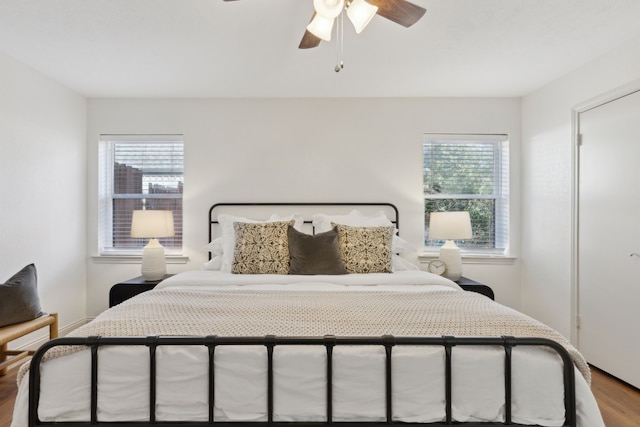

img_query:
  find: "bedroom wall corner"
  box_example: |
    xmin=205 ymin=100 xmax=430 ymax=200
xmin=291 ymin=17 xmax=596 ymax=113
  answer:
xmin=520 ymin=34 xmax=640 ymax=339
xmin=0 ymin=51 xmax=88 ymax=347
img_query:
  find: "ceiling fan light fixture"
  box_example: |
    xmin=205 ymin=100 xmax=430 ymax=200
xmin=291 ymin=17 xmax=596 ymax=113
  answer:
xmin=307 ymin=13 xmax=335 ymax=41
xmin=313 ymin=0 xmax=345 ymax=19
xmin=346 ymin=0 xmax=378 ymax=33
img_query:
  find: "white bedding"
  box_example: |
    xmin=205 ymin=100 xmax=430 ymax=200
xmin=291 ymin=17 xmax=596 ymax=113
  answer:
xmin=156 ymin=269 xmax=463 ymax=291
xmin=12 ymin=271 xmax=604 ymax=427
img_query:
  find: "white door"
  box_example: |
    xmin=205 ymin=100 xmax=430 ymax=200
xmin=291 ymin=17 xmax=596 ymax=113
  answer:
xmin=578 ymin=89 xmax=640 ymax=388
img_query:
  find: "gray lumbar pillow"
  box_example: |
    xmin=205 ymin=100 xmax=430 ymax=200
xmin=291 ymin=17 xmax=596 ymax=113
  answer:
xmin=0 ymin=264 xmax=44 ymax=327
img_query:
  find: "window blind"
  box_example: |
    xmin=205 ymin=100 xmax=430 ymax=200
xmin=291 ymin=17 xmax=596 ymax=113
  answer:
xmin=99 ymin=135 xmax=184 ymax=255
xmin=423 ymin=134 xmax=509 ymax=252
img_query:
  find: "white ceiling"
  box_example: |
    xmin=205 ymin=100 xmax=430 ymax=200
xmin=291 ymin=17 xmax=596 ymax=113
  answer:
xmin=1 ymin=0 xmax=639 ymax=98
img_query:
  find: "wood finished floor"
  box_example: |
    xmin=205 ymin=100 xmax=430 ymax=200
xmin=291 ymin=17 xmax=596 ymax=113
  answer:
xmin=1 ymin=363 xmax=639 ymax=427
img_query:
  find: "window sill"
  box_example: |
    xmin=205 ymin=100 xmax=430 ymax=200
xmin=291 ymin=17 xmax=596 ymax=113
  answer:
xmin=418 ymin=252 xmax=516 ymax=265
xmin=92 ymin=255 xmax=190 ymax=264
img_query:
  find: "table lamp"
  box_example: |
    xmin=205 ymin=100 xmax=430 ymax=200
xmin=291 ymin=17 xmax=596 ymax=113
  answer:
xmin=428 ymin=211 xmax=472 ymax=281
xmin=130 ymin=210 xmax=175 ymax=281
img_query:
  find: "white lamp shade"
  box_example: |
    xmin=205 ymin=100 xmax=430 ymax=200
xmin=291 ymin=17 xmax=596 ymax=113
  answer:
xmin=130 ymin=210 xmax=175 ymax=239
xmin=313 ymin=0 xmax=345 ymax=19
xmin=347 ymin=0 xmax=378 ymax=33
xmin=307 ymin=13 xmax=335 ymax=41
xmin=428 ymin=211 xmax=472 ymax=241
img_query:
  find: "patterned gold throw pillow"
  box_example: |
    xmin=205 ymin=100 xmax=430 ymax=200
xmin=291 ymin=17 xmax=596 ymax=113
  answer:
xmin=232 ymin=220 xmax=294 ymax=274
xmin=333 ymin=224 xmax=394 ymax=274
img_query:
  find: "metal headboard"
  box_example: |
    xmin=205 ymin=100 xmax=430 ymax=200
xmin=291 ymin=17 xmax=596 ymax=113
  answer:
xmin=208 ymin=202 xmax=399 ymax=259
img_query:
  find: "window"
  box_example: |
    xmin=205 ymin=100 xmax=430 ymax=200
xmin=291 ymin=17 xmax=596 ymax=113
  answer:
xmin=423 ymin=134 xmax=509 ymax=253
xmin=99 ymin=135 xmax=184 ymax=255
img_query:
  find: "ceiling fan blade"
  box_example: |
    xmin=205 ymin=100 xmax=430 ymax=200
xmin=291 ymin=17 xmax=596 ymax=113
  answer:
xmin=299 ymin=30 xmax=322 ymax=49
xmin=298 ymin=13 xmax=322 ymax=49
xmin=368 ymin=0 xmax=426 ymax=27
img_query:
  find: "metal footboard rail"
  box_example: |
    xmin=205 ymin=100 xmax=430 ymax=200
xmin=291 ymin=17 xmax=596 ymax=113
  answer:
xmin=28 ymin=335 xmax=576 ymax=427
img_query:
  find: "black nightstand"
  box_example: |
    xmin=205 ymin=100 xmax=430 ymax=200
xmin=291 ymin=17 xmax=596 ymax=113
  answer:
xmin=109 ymin=275 xmax=173 ymax=307
xmin=455 ymin=276 xmax=495 ymax=300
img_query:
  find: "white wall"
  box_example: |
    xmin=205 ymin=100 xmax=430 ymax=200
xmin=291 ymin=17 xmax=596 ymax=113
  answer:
xmin=0 ymin=52 xmax=87 ymax=344
xmin=86 ymin=97 xmax=522 ymax=316
xmin=521 ymin=34 xmax=640 ymax=339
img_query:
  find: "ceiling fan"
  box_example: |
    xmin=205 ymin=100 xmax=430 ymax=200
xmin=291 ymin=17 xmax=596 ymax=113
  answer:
xmin=223 ymin=0 xmax=426 ymax=49
xmin=299 ymin=0 xmax=426 ymax=49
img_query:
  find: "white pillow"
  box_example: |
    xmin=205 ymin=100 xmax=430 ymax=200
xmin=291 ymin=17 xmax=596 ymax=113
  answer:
xmin=313 ymin=210 xmax=415 ymax=254
xmin=202 ymin=237 xmax=223 ymax=255
xmin=201 ymin=238 xmax=224 ymax=270
xmin=218 ymin=213 xmax=304 ymax=273
xmin=392 ymin=235 xmax=417 ymax=254
xmin=203 ymin=255 xmax=223 ymax=270
xmin=312 ymin=210 xmax=391 ymax=233
xmin=392 ymin=255 xmax=420 ymax=271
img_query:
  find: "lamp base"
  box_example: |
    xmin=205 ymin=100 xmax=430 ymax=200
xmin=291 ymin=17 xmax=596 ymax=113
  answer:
xmin=141 ymin=239 xmax=167 ymax=281
xmin=439 ymin=240 xmax=463 ymax=281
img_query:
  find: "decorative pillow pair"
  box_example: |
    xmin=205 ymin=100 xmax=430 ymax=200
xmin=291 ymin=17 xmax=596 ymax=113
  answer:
xmin=0 ymin=264 xmax=44 ymax=327
xmin=289 ymin=224 xmax=396 ymax=275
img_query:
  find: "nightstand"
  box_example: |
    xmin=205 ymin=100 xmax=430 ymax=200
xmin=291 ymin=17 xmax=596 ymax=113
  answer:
xmin=109 ymin=275 xmax=173 ymax=307
xmin=455 ymin=276 xmax=495 ymax=300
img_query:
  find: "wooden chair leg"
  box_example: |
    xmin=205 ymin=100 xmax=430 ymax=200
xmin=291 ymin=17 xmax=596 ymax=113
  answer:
xmin=50 ymin=313 xmax=59 ymax=339
xmin=0 ymin=342 xmax=7 ymax=376
xmin=0 ymin=313 xmax=59 ymax=376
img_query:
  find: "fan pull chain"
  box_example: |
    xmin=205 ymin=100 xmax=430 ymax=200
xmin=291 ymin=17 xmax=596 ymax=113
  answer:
xmin=335 ymin=12 xmax=344 ymax=72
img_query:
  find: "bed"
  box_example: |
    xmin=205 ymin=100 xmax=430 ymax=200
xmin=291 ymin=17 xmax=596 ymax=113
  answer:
xmin=12 ymin=203 xmax=604 ymax=427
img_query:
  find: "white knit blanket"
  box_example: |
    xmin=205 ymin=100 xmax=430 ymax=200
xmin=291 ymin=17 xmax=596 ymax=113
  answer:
xmin=20 ymin=287 xmax=590 ymax=383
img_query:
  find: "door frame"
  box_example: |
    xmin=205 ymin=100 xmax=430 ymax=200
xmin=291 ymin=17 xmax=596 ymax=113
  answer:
xmin=570 ymin=79 xmax=640 ymax=347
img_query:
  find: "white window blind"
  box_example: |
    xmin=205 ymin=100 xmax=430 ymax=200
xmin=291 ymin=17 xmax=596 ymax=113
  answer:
xmin=423 ymin=134 xmax=509 ymax=253
xmin=98 ymin=135 xmax=184 ymax=255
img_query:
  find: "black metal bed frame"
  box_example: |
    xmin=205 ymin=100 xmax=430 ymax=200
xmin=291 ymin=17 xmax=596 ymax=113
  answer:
xmin=26 ymin=203 xmax=577 ymax=427
xmin=28 ymin=335 xmax=576 ymax=427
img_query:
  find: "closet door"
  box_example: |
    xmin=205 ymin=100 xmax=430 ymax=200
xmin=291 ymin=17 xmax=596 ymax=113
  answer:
xmin=578 ymin=89 xmax=640 ymax=388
